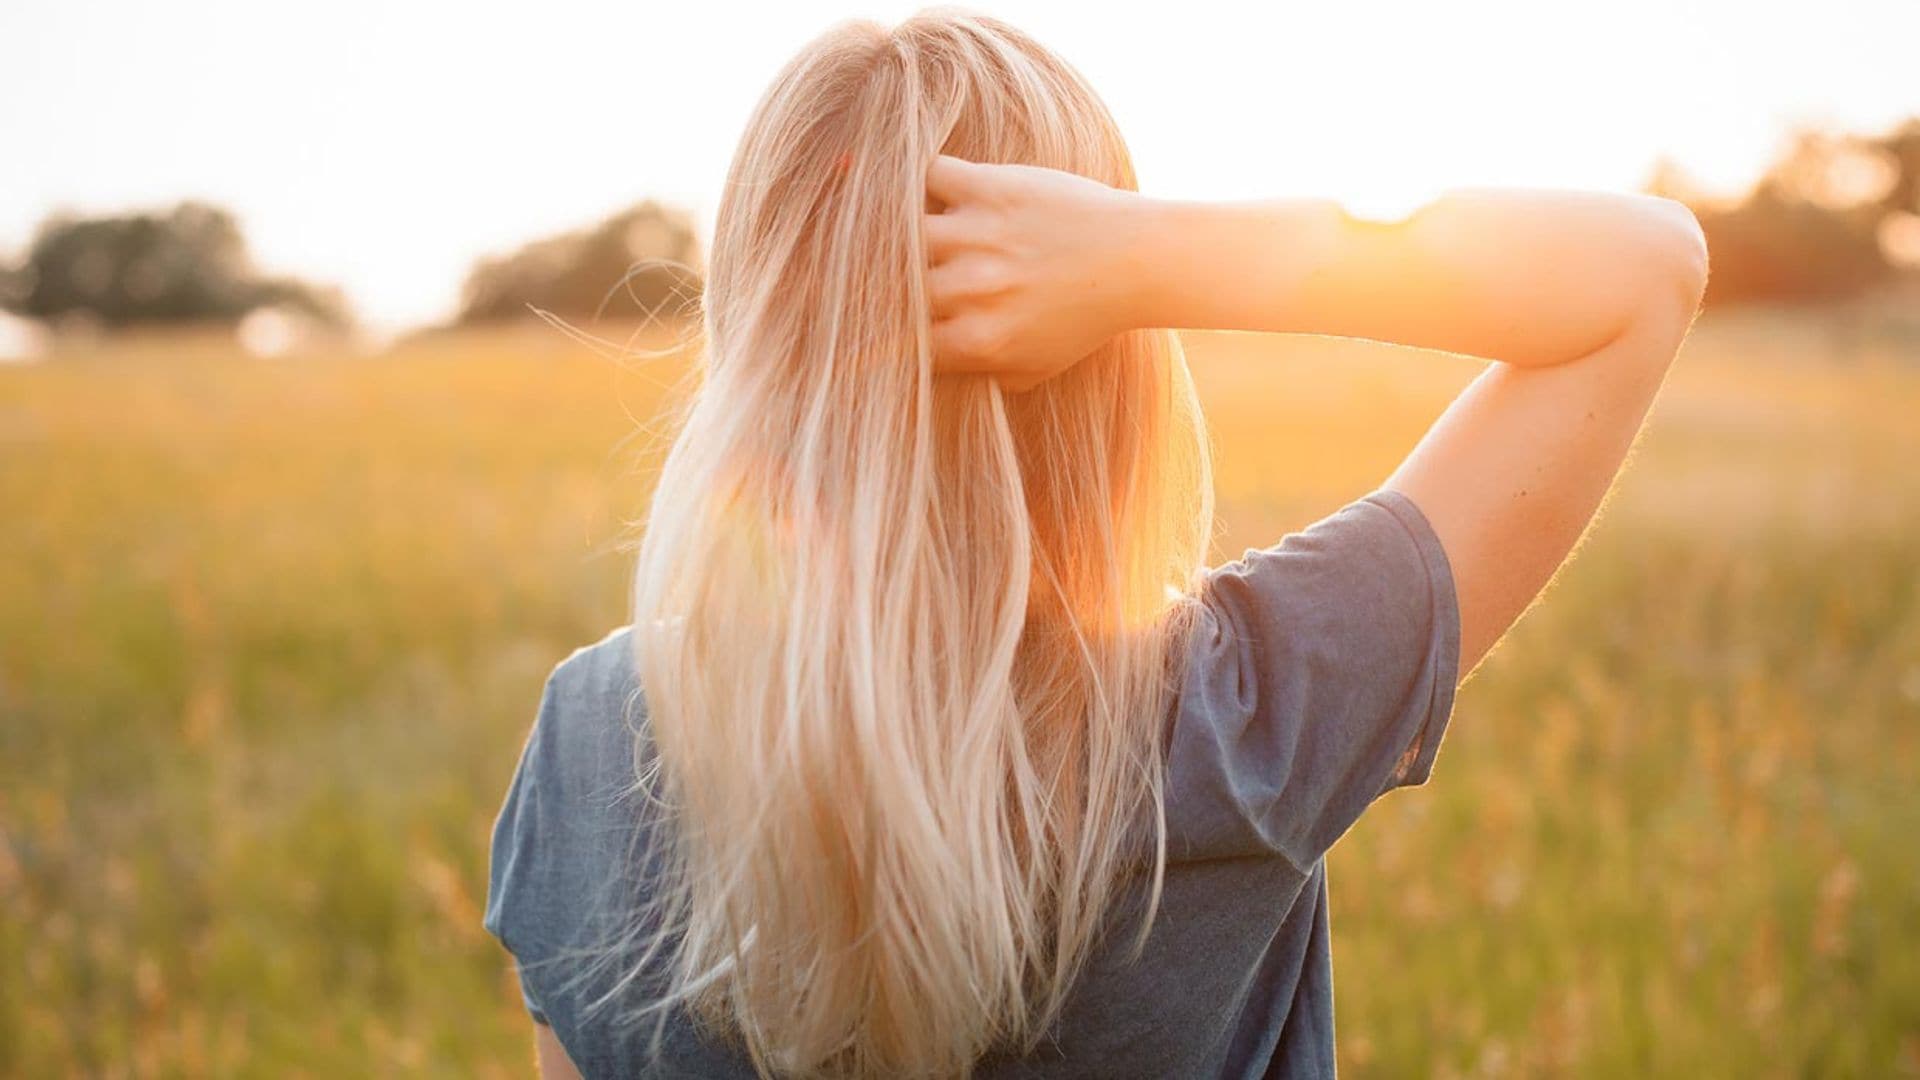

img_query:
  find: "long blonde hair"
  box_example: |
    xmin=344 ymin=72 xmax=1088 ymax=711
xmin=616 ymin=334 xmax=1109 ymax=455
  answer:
xmin=629 ymin=10 xmax=1212 ymax=1075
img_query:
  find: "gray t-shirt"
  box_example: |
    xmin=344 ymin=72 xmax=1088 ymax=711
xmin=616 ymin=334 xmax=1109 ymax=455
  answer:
xmin=485 ymin=489 xmax=1459 ymax=1078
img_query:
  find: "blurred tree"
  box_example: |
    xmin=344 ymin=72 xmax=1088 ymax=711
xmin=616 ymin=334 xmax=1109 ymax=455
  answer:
xmin=1878 ymin=119 xmax=1920 ymax=216
xmin=1649 ymin=118 xmax=1920 ymax=307
xmin=456 ymin=201 xmax=703 ymax=326
xmin=3 ymin=201 xmax=351 ymax=330
xmin=0 ymin=258 xmax=26 ymax=313
xmin=1691 ymin=186 xmax=1888 ymax=306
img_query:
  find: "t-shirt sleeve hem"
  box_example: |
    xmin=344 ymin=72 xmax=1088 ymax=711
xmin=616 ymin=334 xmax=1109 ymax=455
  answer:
xmin=520 ymin=972 xmax=552 ymax=1026
xmin=1364 ymin=488 xmax=1461 ymax=789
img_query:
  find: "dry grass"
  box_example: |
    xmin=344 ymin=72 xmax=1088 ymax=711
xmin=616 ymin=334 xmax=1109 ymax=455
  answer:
xmin=2 ymin=312 xmax=1916 ymax=1075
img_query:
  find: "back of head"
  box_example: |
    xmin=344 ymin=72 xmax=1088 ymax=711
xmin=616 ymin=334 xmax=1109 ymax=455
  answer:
xmin=632 ymin=10 xmax=1212 ymax=1075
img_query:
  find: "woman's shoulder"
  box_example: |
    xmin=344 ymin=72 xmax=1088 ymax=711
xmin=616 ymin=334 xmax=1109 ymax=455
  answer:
xmin=522 ymin=626 xmax=653 ymax=821
xmin=548 ymin=624 xmax=643 ymax=719
xmin=486 ymin=624 xmax=651 ymax=922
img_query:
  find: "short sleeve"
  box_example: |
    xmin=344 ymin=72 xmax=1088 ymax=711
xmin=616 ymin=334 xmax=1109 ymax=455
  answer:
xmin=1165 ymin=489 xmax=1460 ymax=868
xmin=482 ymin=628 xmax=651 ymax=1040
xmin=483 ymin=675 xmax=565 ymax=1025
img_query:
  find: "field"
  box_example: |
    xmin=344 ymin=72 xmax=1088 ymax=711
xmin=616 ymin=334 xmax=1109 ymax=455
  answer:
xmin=3 ymin=312 xmax=1918 ymax=1076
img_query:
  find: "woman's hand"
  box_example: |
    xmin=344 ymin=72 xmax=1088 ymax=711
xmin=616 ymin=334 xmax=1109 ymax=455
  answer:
xmin=923 ymin=155 xmax=1152 ymax=390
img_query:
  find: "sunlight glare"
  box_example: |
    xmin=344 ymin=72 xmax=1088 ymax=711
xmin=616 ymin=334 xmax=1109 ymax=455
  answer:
xmin=1338 ymin=183 xmax=1445 ymax=225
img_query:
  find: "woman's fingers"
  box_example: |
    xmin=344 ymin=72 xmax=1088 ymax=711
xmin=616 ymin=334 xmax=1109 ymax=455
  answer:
xmin=929 ymin=317 xmax=971 ymax=367
xmin=933 ymin=318 xmax=1041 ymax=391
xmin=926 ymin=256 xmax=1008 ymax=316
xmin=925 ymin=262 xmax=960 ymax=316
xmin=925 ymin=156 xmax=1047 ymax=389
xmin=930 ymin=315 xmax=1004 ymax=370
xmin=922 ymin=211 xmax=969 ymax=259
xmin=925 ymin=154 xmax=985 ymax=207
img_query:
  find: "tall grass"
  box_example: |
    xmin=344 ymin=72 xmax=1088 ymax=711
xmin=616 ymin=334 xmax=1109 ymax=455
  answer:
xmin=2 ymin=314 xmax=1915 ymax=1075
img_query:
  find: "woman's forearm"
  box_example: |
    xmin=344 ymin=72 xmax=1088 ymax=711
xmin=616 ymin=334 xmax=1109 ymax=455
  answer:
xmin=920 ymin=155 xmax=1705 ymax=381
xmin=1130 ymin=189 xmax=1707 ymax=368
xmin=924 ymin=154 xmax=1710 ymax=676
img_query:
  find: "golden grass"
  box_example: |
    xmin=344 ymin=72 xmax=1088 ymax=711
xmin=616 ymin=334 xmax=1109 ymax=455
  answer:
xmin=2 ymin=312 xmax=1916 ymax=1074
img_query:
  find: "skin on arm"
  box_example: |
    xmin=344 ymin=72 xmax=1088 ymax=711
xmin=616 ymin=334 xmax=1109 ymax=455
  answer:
xmin=924 ymin=156 xmax=1709 ymax=671
xmin=535 ymin=1022 xmax=584 ymax=1079
xmin=1381 ymin=312 xmax=1695 ymax=672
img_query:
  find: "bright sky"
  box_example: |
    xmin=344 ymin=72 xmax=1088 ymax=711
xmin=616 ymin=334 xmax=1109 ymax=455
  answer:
xmin=3 ymin=0 xmax=1915 ymax=332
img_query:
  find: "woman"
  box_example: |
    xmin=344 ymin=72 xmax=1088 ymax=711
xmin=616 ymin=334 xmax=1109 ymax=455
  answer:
xmin=484 ymin=11 xmax=1707 ymax=1078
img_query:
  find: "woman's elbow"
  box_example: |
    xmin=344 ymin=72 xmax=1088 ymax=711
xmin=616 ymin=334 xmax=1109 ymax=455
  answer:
xmin=1604 ymin=197 xmax=1709 ymax=363
xmin=1580 ymin=198 xmax=1709 ymax=378
xmin=1646 ymin=196 xmax=1710 ymax=319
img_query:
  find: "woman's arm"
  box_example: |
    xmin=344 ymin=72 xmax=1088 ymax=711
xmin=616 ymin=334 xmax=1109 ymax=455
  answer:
xmin=1141 ymin=189 xmax=1705 ymax=371
xmin=924 ymin=156 xmax=1708 ymax=671
xmin=535 ymin=1022 xmax=583 ymax=1079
